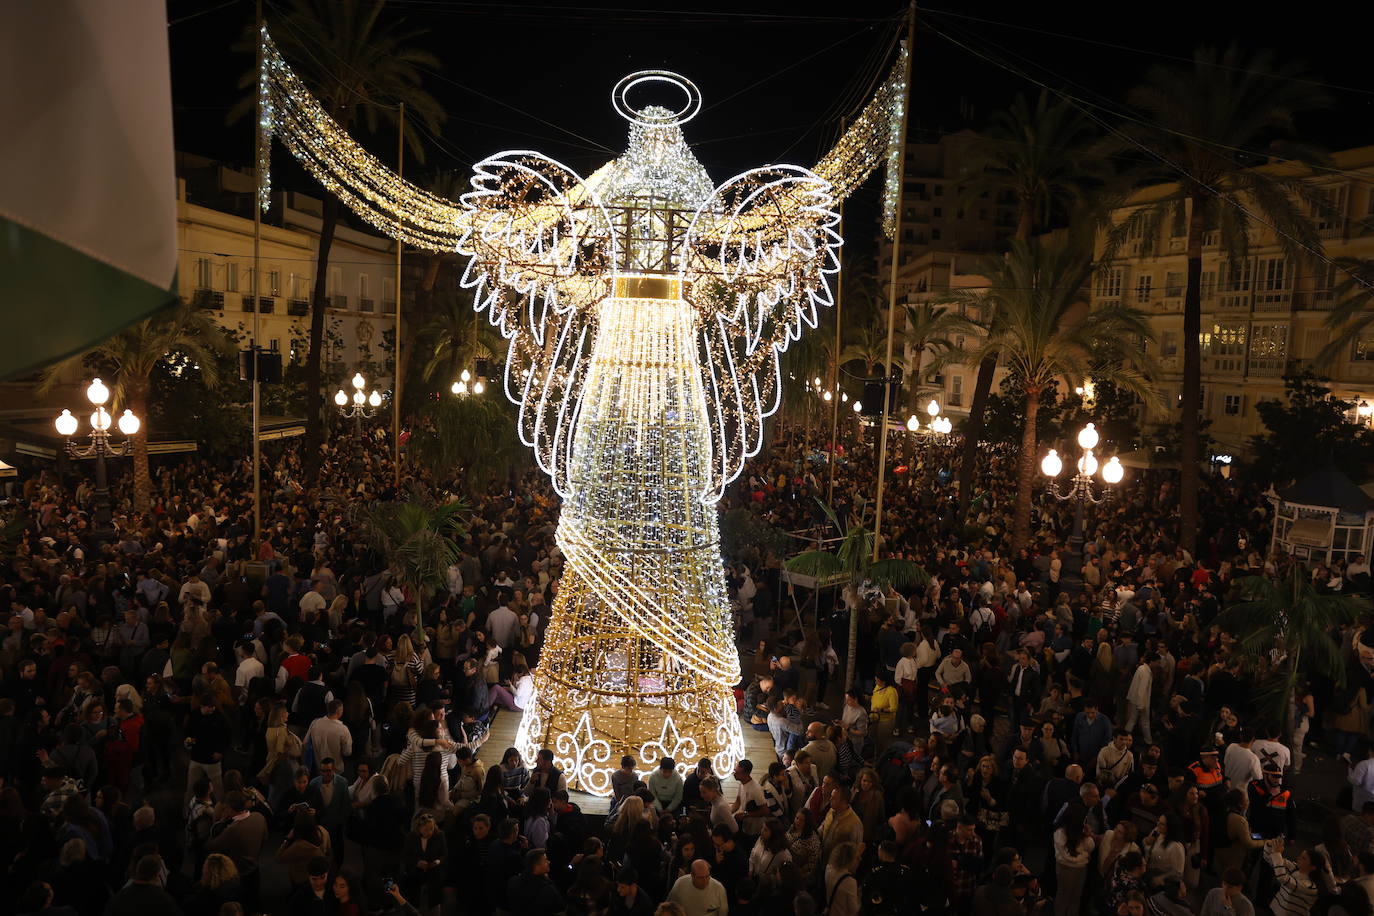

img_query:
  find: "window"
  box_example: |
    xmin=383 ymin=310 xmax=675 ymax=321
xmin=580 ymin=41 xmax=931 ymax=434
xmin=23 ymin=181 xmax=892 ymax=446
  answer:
xmin=951 ymin=374 xmax=963 ymax=405
xmin=1135 ymin=274 xmax=1153 ymax=303
xmin=1315 ymin=185 xmax=1349 ymax=233
xmin=1221 ymin=258 xmax=1252 ymax=292
xmin=359 ymin=274 xmax=370 ymax=298
xmin=933 ymin=207 xmax=942 ymax=218
xmin=1352 ymin=337 xmax=1374 ymax=361
xmin=931 ymin=229 xmax=941 ymax=240
xmin=1202 ymin=323 xmax=1246 ymax=356
xmin=224 ymin=262 xmax=238 ymax=293
xmin=1200 ymin=270 xmax=1217 ymax=299
xmin=1250 ymin=324 xmax=1288 ymax=361
xmin=1315 ymin=262 xmax=1337 ymax=301
xmin=327 ymin=266 xmax=342 ymax=297
xmin=955 ymin=335 xmax=965 ymax=350
xmin=1257 ymin=257 xmax=1287 ymax=291
xmin=290 ymin=273 xmax=311 ymax=299
xmin=933 ymin=184 xmax=944 ymax=196
xmin=1160 ymin=331 xmax=1178 ymax=357
xmin=266 ymin=270 xmax=280 ymax=296
xmin=1170 ymin=201 xmax=1186 ymax=237
xmin=956 ymin=209 xmax=965 ymax=219
xmin=904 ymin=208 xmax=915 ymax=220
xmin=383 ymin=277 xmax=396 ymax=305
xmin=1095 ymin=267 xmax=1123 ymax=300
xmin=1164 ymin=271 xmax=1185 ymax=297
xmin=913 ymin=182 xmax=926 ymax=195
xmin=902 ymin=229 xmax=914 ymax=242
xmin=1224 ymin=394 xmax=1243 ymax=415
xmin=194 ymin=257 xmax=212 ymax=289
xmin=979 ymin=209 xmax=988 ymax=219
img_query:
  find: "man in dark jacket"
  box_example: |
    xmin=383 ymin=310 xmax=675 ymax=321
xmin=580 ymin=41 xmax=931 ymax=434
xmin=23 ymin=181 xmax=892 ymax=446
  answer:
xmin=507 ymin=849 xmax=563 ymax=916
xmin=183 ymin=696 xmax=228 ymax=802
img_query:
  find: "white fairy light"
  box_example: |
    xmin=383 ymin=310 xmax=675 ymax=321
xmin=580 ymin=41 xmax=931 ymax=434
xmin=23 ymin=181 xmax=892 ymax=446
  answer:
xmin=254 ymin=40 xmax=911 ymax=793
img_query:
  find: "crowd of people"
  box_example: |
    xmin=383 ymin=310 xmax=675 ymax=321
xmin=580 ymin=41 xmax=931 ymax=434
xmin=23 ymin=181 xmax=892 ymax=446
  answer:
xmin=0 ymin=418 xmax=1371 ymax=916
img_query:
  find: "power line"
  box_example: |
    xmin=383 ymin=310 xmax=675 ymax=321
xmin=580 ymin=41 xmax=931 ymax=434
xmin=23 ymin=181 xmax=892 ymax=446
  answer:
xmin=921 ymin=7 xmax=1374 ymax=99
xmin=925 ymin=22 xmax=1374 ymax=300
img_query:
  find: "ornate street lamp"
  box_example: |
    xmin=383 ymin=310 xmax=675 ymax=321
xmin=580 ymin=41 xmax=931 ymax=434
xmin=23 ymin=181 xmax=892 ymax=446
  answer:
xmin=335 ymin=371 xmax=384 ymax=436
xmin=54 ymin=377 xmax=140 ymax=540
xmin=1040 ymin=422 xmax=1123 ymax=593
xmin=450 ymin=367 xmax=486 ymax=397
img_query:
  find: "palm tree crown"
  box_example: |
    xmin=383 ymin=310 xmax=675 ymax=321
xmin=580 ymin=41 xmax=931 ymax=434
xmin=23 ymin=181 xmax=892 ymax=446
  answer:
xmin=940 ymin=237 xmax=1158 ymax=551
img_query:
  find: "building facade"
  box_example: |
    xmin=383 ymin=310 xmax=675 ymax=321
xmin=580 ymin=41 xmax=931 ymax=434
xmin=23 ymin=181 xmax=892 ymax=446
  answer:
xmin=177 ymin=154 xmax=399 ymax=388
xmin=1091 ymin=145 xmax=1374 ymax=457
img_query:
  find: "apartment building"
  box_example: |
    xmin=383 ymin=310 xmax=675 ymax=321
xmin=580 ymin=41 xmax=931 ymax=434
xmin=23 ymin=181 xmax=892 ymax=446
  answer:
xmin=176 ymin=153 xmax=400 ymax=383
xmin=1091 ymin=145 xmax=1374 ymax=457
xmin=878 ymin=130 xmax=1018 ymax=279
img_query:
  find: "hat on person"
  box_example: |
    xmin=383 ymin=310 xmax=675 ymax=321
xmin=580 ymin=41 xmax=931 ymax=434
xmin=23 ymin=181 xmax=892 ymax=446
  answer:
xmin=1262 ymin=762 xmax=1282 ymax=774
xmin=1199 ymin=747 xmax=1219 ymax=756
xmin=616 ymin=866 xmax=639 ymax=885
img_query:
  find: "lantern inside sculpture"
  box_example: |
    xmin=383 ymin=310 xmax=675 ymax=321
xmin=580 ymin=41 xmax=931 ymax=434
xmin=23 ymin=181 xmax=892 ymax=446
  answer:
xmin=257 ymin=32 xmax=909 ymax=792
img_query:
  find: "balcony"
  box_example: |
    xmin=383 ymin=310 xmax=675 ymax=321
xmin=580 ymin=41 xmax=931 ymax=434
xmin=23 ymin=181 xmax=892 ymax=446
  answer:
xmin=358 ymin=297 xmax=375 ymax=313
xmin=1317 ymin=221 xmax=1348 ymax=240
xmin=287 ymin=298 xmax=309 ymax=316
xmin=1216 ymin=289 xmax=1251 ymax=310
xmin=330 ymin=294 xmax=348 ymax=310
xmin=1253 ymin=289 xmax=1293 ymax=313
xmin=243 ymin=296 xmax=276 ymax=313
xmin=1247 ymin=357 xmax=1286 ymax=377
xmin=1209 ymin=355 xmax=1244 ymax=373
xmin=948 ymin=392 xmax=963 ymax=407
xmin=191 ymin=288 xmax=224 ymax=310
xmin=382 ymin=299 xmax=397 ymax=314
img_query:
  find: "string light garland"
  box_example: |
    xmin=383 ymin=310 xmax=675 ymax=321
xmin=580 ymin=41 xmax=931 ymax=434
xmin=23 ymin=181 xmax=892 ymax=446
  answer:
xmin=256 ymin=39 xmax=906 ymax=793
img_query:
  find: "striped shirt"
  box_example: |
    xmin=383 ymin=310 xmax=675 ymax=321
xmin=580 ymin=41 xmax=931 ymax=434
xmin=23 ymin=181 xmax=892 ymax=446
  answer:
xmin=1265 ymin=850 xmax=1318 ymax=916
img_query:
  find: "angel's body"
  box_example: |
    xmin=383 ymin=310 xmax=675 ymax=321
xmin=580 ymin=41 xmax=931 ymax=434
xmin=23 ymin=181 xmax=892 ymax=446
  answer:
xmin=259 ymin=50 xmax=850 ymax=794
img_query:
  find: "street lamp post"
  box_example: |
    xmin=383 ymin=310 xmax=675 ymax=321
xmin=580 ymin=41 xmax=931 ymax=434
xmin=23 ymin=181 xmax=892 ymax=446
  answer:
xmin=54 ymin=378 xmax=140 ymax=542
xmin=1040 ymin=422 xmax=1123 ymax=594
xmin=334 ymin=371 xmax=384 ymax=437
xmin=450 ymin=367 xmax=486 ymax=398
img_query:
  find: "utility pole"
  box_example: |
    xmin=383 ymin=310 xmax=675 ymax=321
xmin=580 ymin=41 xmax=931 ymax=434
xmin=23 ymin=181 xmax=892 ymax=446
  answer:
xmin=251 ymin=0 xmax=263 ymax=544
xmin=871 ymin=1 xmax=916 ymax=562
xmin=393 ymin=102 xmax=404 ymax=488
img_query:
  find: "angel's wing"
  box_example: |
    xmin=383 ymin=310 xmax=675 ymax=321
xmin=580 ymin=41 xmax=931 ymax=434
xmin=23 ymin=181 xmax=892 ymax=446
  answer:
xmin=683 ymin=166 xmax=841 ymax=502
xmin=458 ymin=152 xmax=616 ymax=495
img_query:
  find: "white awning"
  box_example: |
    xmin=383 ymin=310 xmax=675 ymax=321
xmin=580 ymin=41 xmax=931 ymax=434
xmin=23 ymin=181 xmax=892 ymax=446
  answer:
xmin=1287 ymin=517 xmax=1333 ymax=547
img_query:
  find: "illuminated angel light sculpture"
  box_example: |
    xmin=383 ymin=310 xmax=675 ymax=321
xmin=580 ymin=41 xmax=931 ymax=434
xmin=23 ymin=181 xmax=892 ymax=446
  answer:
xmin=259 ymin=33 xmax=908 ymax=792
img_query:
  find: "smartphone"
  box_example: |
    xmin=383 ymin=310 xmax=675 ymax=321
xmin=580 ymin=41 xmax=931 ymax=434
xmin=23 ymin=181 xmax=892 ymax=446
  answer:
xmin=383 ymin=878 xmax=396 ymax=892
xmin=1251 ymin=832 xmax=1263 ymax=841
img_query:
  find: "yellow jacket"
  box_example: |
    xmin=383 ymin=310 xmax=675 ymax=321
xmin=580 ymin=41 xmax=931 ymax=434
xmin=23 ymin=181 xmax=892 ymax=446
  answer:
xmin=870 ymin=685 xmax=899 ymax=722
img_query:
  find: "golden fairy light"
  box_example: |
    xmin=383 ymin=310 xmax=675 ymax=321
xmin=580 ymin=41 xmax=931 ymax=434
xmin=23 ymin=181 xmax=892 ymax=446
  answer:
xmin=258 ymin=35 xmax=909 ymax=793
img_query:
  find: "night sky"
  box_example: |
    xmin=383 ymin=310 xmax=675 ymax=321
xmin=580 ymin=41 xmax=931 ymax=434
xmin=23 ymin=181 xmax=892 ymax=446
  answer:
xmin=168 ymin=0 xmax=1374 ymax=244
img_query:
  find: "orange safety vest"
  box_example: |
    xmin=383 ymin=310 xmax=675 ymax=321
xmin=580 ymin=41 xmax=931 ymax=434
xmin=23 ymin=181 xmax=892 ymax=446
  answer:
xmin=1188 ymin=761 xmax=1224 ymax=789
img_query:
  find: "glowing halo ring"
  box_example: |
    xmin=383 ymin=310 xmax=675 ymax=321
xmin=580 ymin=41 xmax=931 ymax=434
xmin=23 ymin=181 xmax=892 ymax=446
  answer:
xmin=611 ymin=70 xmax=702 ymax=128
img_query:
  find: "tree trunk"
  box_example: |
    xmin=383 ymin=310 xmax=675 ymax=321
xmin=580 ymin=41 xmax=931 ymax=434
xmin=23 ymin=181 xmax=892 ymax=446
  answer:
xmin=845 ymin=582 xmax=859 ymax=691
xmin=957 ymin=355 xmax=998 ymax=513
xmin=128 ymin=373 xmax=152 ymax=513
xmin=303 ymin=193 xmax=341 ymax=481
xmin=1179 ymin=194 xmax=1205 ymax=555
xmin=1011 ymin=388 xmax=1040 ymax=552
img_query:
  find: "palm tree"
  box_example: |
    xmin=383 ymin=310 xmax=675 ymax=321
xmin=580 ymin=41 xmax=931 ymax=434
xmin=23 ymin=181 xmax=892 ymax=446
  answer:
xmin=953 ymin=93 xmax=1101 ymax=517
xmin=902 ymin=301 xmax=962 ymax=408
xmin=42 ymin=300 xmax=233 ymax=512
xmin=840 ymin=318 xmax=906 ymax=379
xmin=940 ymin=238 xmax=1159 ymax=551
xmin=409 ymin=395 xmax=520 ymax=494
xmin=1216 ymin=567 xmax=1366 ymax=730
xmin=787 ymin=500 xmax=928 ymax=690
xmin=357 ymin=491 xmax=468 ymax=638
xmin=1104 ymin=46 xmax=1329 ymax=555
xmin=1315 ymin=257 xmax=1374 ymax=366
xmin=417 ymin=290 xmax=501 ymax=388
xmin=237 ymin=0 xmax=445 ymax=478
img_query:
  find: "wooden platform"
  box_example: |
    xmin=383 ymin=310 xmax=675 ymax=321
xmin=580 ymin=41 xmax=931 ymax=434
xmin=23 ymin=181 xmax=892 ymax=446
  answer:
xmin=482 ymin=704 xmax=779 ymax=815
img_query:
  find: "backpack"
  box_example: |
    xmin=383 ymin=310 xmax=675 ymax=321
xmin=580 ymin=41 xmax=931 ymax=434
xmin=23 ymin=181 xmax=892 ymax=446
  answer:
xmin=186 ymin=799 xmax=214 ymax=848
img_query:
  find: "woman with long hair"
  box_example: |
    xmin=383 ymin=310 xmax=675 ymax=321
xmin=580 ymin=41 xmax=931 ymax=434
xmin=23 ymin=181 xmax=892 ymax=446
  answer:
xmin=1053 ymin=809 xmax=1096 ymax=916
xmin=332 ymin=867 xmax=367 ymax=916
xmin=259 ymin=703 xmax=300 ymax=800
xmin=342 ymin=681 xmax=374 ymax=760
xmin=607 ymin=795 xmax=650 ymax=863
xmin=498 ymin=746 xmax=529 ymax=799
xmin=477 ymin=764 xmax=513 ymax=822
xmin=390 ymin=634 xmax=422 ymax=710
xmin=59 ymin=793 xmax=111 ymax=862
xmin=415 ymin=750 xmax=454 ymax=821
xmin=748 ymin=817 xmax=793 ymax=891
xmin=275 ymin=808 xmax=332 ymax=886
xmin=784 ymin=808 xmax=821 ymax=884
xmin=488 ymin=662 xmax=534 ymax=713
xmin=851 ymin=767 xmax=887 ymax=844
xmin=1143 ymin=815 xmax=1188 ymax=887
xmin=1213 ymin=789 xmax=1264 ymax=875
xmin=524 ymin=788 xmax=553 ymax=849
xmin=824 ymin=841 xmax=861 ymax=916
